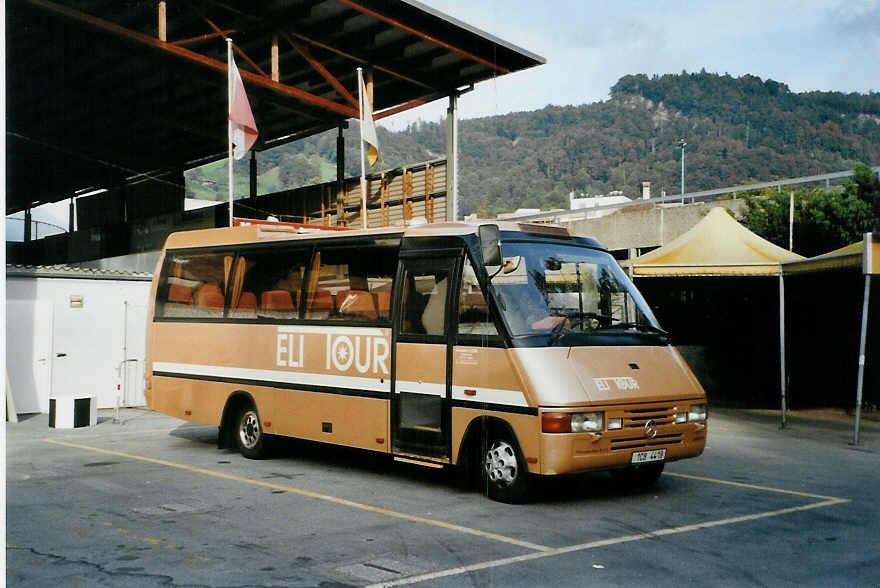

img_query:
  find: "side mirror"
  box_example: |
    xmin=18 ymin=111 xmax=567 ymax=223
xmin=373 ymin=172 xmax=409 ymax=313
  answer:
xmin=479 ymin=224 xmax=502 ymax=267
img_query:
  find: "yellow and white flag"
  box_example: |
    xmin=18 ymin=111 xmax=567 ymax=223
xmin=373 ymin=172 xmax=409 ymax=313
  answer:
xmin=358 ymin=72 xmax=381 ymax=167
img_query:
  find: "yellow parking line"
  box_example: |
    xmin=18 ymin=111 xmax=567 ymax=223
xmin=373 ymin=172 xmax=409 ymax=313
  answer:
xmin=366 ymin=497 xmax=850 ymax=587
xmin=664 ymin=472 xmax=845 ymax=501
xmin=41 ymin=438 xmax=550 ymax=553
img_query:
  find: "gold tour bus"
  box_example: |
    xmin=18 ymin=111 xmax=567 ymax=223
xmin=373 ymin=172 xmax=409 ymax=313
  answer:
xmin=145 ymin=219 xmax=707 ymax=503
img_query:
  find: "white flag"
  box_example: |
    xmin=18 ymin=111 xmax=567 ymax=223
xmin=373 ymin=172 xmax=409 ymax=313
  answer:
xmin=359 ymin=74 xmax=380 ymax=167
xmin=229 ymin=55 xmax=258 ymax=160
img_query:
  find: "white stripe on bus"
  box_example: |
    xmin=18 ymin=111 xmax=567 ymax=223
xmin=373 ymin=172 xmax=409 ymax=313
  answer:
xmin=152 ymin=363 xmax=531 ymax=409
xmin=152 ymin=362 xmax=391 ymax=393
xmin=451 ymin=385 xmax=528 ymax=407
xmin=395 ymin=381 xmax=446 ymax=397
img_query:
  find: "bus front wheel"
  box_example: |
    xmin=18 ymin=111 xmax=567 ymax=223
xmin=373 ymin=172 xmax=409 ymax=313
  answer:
xmin=481 ymin=433 xmax=528 ymax=503
xmin=235 ymin=404 xmax=268 ymax=459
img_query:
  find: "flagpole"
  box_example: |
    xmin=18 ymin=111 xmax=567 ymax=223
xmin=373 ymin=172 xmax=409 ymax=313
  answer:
xmin=357 ymin=67 xmax=367 ymax=230
xmin=227 ymin=39 xmax=234 ymax=228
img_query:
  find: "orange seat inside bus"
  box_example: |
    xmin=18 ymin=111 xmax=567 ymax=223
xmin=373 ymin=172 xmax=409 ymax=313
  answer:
xmin=236 ymin=291 xmax=257 ymax=310
xmin=168 ymin=283 xmax=193 ymax=304
xmin=336 ymin=290 xmax=378 ymax=319
xmin=261 ymin=290 xmax=295 ymax=311
xmin=374 ymin=290 xmax=391 ymax=317
xmin=195 ymin=284 xmax=225 ymax=308
xmin=310 ymin=289 xmax=334 ymax=311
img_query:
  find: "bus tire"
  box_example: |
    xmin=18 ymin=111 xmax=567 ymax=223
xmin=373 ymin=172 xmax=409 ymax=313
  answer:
xmin=481 ymin=431 xmax=528 ymax=504
xmin=611 ymin=462 xmax=664 ymax=490
xmin=235 ymin=403 xmax=268 ymax=460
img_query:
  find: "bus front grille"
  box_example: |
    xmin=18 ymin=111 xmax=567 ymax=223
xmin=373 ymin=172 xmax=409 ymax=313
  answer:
xmin=610 ymin=432 xmax=683 ymax=451
xmin=623 ymin=405 xmax=675 ymax=428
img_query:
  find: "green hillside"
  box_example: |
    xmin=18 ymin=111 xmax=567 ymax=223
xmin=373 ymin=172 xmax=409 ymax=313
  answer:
xmin=186 ymin=71 xmax=880 ymax=217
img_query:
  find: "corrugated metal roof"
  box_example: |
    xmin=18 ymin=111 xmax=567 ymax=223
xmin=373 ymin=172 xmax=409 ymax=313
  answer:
xmin=6 ymin=264 xmax=153 ymax=281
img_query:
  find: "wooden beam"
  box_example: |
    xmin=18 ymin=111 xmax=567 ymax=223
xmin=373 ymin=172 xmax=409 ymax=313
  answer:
xmin=203 ymin=17 xmax=268 ymax=78
xmin=289 ymin=31 xmax=437 ymax=91
xmin=158 ymin=0 xmax=167 ymax=42
xmin=170 ymin=30 xmax=236 ymax=47
xmin=374 ymin=91 xmax=446 ymax=120
xmin=281 ymin=32 xmax=358 ymax=108
xmin=365 ymin=68 xmax=374 ymax=111
xmin=335 ymin=0 xmax=509 ymax=74
xmin=26 ymin=0 xmax=359 ymax=118
xmin=271 ymin=35 xmax=279 ymax=82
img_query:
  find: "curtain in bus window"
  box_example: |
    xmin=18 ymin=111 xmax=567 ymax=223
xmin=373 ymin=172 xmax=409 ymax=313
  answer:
xmin=228 ymin=257 xmax=250 ymax=318
xmin=156 ymin=251 xmax=230 ymax=319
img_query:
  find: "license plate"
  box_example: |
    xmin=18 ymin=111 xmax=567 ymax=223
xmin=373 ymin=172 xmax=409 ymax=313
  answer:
xmin=631 ymin=449 xmax=666 ymax=464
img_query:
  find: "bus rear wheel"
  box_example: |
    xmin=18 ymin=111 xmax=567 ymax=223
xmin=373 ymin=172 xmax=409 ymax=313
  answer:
xmin=481 ymin=434 xmax=528 ymax=503
xmin=235 ymin=404 xmax=268 ymax=459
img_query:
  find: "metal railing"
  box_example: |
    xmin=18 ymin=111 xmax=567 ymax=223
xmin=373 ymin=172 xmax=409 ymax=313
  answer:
xmin=509 ymin=166 xmax=880 ymax=224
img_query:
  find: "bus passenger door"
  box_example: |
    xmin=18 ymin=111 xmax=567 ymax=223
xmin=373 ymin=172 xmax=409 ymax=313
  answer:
xmin=391 ymin=256 xmax=458 ymax=460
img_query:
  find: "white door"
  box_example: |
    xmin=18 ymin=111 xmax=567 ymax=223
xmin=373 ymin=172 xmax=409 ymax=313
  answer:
xmin=122 ymin=300 xmax=148 ymax=406
xmin=7 ymin=300 xmax=54 ymax=414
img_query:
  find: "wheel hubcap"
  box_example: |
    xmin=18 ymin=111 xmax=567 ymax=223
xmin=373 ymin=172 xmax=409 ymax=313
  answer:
xmin=239 ymin=410 xmax=260 ymax=449
xmin=484 ymin=440 xmax=518 ymax=487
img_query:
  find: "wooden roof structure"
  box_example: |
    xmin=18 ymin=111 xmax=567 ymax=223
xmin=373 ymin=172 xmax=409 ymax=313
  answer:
xmin=6 ymin=0 xmax=545 ymax=214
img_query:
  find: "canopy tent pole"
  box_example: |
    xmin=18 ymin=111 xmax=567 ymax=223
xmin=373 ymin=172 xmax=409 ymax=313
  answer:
xmin=852 ymin=274 xmax=869 ymax=445
xmin=852 ymin=232 xmax=874 ymax=445
xmin=778 ymin=271 xmax=787 ymax=428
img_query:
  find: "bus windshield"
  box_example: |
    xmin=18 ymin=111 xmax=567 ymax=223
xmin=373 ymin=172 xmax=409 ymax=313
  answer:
xmin=489 ymin=241 xmax=665 ymax=345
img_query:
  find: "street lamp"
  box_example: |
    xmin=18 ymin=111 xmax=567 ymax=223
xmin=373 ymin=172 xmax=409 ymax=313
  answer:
xmin=677 ymin=138 xmax=687 ymax=204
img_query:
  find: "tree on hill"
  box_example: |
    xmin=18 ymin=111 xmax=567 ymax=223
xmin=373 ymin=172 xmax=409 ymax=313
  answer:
xmin=738 ymin=162 xmax=879 ymax=257
xmin=187 ymin=72 xmax=880 ymax=219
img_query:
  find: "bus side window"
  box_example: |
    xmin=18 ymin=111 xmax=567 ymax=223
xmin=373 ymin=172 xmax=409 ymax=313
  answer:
xmin=458 ymin=258 xmax=498 ymax=336
xmin=156 ymin=251 xmax=230 ymax=319
xmin=236 ymin=248 xmax=308 ymax=321
xmin=401 ymin=270 xmax=447 ymax=336
xmin=306 ymin=243 xmax=397 ymax=322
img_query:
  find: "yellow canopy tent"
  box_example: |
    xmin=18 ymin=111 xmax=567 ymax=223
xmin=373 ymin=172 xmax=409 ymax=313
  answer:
xmin=623 ymin=207 xmax=804 ymax=276
xmin=622 ymin=207 xmax=803 ymax=424
xmin=781 ymin=241 xmax=862 ymax=275
xmin=781 ymin=234 xmax=879 ymax=444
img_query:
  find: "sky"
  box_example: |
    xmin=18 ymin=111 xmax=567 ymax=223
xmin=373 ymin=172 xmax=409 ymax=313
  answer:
xmin=379 ymin=0 xmax=880 ymax=130
xmin=10 ymin=0 xmax=880 ymax=237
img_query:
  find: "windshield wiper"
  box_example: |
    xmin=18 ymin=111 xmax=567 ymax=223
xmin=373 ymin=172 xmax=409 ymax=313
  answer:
xmin=547 ymin=312 xmax=669 ymax=343
xmin=547 ymin=311 xmax=603 ymax=344
xmin=601 ymin=321 xmax=670 ymax=338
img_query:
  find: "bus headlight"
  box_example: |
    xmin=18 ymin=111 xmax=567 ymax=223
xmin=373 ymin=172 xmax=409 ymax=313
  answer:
xmin=689 ymin=403 xmax=707 ymax=423
xmin=607 ymin=417 xmax=623 ymax=430
xmin=675 ymin=411 xmax=688 ymax=424
xmin=571 ymin=412 xmax=603 ymax=432
xmin=542 ymin=411 xmax=604 ymax=433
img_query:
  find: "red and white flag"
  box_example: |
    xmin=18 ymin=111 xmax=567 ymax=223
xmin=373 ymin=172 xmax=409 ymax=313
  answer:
xmin=228 ymin=55 xmax=258 ymax=160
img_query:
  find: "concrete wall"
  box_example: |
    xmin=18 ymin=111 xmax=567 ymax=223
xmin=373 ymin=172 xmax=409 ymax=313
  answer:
xmin=565 ymin=200 xmax=746 ymax=251
xmin=7 ymin=275 xmax=151 ymax=413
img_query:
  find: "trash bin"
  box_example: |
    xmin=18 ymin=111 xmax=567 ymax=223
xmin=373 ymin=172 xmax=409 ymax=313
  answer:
xmin=49 ymin=395 xmax=97 ymax=429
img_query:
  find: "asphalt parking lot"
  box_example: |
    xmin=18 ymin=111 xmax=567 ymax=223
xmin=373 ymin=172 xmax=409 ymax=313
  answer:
xmin=6 ymin=407 xmax=879 ymax=587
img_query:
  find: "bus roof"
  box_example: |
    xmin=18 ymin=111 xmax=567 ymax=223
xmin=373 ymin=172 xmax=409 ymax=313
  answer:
xmin=162 ymin=221 xmax=589 ymax=250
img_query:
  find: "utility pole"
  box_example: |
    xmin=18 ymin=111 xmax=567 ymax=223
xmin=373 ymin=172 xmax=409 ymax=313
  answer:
xmin=677 ymin=138 xmax=687 ymax=204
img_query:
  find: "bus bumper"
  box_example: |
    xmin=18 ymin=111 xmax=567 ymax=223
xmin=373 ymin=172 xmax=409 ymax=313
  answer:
xmin=538 ymin=421 xmax=707 ymax=475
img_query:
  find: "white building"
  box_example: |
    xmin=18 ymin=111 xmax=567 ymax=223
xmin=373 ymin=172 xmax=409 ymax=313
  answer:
xmin=6 ymin=265 xmax=153 ymax=414
xmin=568 ymin=191 xmax=633 ymax=218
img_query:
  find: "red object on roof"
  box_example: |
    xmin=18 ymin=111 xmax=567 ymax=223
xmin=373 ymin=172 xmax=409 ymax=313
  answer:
xmin=232 ymin=217 xmax=350 ymax=231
